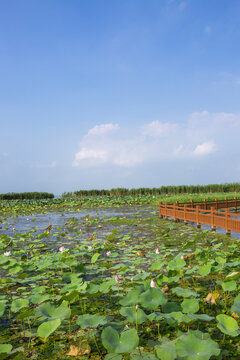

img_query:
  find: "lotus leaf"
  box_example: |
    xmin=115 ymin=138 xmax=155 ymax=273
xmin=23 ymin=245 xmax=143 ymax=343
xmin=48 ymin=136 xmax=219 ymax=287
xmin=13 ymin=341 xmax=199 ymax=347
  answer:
xmin=175 ymin=333 xmax=220 ymax=359
xmin=119 ymin=306 xmax=147 ymax=324
xmin=37 ymin=318 xmax=61 ymax=339
xmin=76 ymin=313 xmax=107 ymax=329
xmin=216 ymin=314 xmax=239 ymax=337
xmin=101 ymin=326 xmax=139 ymax=354
xmin=37 ymin=302 xmax=71 ymax=320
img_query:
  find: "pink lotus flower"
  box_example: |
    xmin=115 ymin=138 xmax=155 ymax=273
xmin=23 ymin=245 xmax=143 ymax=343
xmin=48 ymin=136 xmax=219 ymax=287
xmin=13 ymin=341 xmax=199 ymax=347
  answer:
xmin=88 ymin=245 xmax=92 ymax=250
xmin=115 ymin=275 xmax=119 ymax=283
xmin=59 ymin=246 xmax=66 ymax=253
xmin=181 ymin=255 xmax=185 ymax=260
xmin=156 ymin=248 xmax=160 ymax=254
xmin=4 ymin=251 xmax=11 ymax=256
xmin=150 ymin=280 xmax=156 ymax=288
xmin=106 ymin=251 xmax=111 ymax=256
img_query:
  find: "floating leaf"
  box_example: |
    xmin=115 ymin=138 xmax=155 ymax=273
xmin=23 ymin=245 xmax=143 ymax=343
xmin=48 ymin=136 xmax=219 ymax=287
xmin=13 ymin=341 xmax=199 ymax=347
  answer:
xmin=176 ymin=333 xmax=220 ymax=359
xmin=37 ymin=302 xmax=71 ymax=320
xmin=231 ymin=294 xmax=240 ymax=316
xmin=0 ymin=302 xmax=6 ymax=317
xmin=37 ymin=318 xmax=61 ymax=339
xmin=151 ymin=261 xmax=165 ymax=271
xmin=181 ymin=299 xmax=199 ymax=314
xmin=101 ymin=326 xmax=139 ymax=354
xmin=216 ymin=314 xmax=239 ymax=337
xmin=156 ymin=339 xmax=176 ymax=360
xmin=91 ymin=253 xmax=100 ymax=263
xmin=119 ymin=306 xmax=147 ymax=324
xmin=171 ymin=287 xmax=198 ymax=298
xmin=199 ymin=264 xmax=211 ymax=277
xmin=139 ymin=288 xmax=167 ymax=310
xmin=221 ymin=281 xmax=237 ymax=292
xmin=119 ymin=289 xmax=141 ymax=306
xmin=76 ymin=314 xmax=107 ymax=329
xmin=0 ymin=344 xmax=12 ymax=354
xmin=11 ymin=298 xmax=29 ymax=313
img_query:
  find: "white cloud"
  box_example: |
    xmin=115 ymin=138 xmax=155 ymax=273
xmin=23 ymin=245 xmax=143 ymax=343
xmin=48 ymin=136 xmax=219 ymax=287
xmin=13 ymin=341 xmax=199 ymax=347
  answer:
xmin=141 ymin=121 xmax=178 ymax=137
xmin=193 ymin=141 xmax=216 ymax=156
xmin=73 ymin=112 xmax=240 ymax=168
xmin=87 ymin=123 xmax=120 ymax=136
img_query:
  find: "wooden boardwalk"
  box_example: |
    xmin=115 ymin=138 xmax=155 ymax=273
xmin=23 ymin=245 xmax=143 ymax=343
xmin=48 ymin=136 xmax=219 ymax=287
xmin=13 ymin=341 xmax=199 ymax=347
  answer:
xmin=159 ymin=197 xmax=240 ymax=235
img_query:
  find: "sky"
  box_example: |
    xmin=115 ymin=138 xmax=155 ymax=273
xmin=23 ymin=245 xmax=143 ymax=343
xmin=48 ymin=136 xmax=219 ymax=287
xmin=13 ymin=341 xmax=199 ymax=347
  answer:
xmin=1 ymin=0 xmax=240 ymax=195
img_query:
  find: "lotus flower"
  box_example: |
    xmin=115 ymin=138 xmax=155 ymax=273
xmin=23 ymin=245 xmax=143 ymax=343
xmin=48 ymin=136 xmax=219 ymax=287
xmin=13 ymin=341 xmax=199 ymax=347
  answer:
xmin=88 ymin=245 xmax=92 ymax=250
xmin=150 ymin=280 xmax=156 ymax=288
xmin=106 ymin=251 xmax=111 ymax=256
xmin=115 ymin=275 xmax=119 ymax=283
xmin=59 ymin=246 xmax=66 ymax=253
xmin=156 ymin=248 xmax=160 ymax=254
xmin=4 ymin=251 xmax=11 ymax=256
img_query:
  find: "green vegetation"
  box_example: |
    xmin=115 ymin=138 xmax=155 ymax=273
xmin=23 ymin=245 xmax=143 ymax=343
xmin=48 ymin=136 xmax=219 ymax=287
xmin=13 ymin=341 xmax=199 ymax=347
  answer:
xmin=0 ymin=197 xmax=240 ymax=359
xmin=63 ymin=183 xmax=240 ymax=197
xmin=0 ymin=192 xmax=54 ymax=200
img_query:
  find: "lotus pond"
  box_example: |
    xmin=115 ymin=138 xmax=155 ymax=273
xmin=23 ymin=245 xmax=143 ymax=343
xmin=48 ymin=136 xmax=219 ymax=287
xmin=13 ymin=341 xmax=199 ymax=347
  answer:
xmin=0 ymin=198 xmax=240 ymax=359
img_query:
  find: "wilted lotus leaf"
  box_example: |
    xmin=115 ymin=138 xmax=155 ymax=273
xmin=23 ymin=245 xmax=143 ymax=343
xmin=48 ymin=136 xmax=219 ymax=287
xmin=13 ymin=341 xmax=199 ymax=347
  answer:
xmin=66 ymin=342 xmax=91 ymax=356
xmin=204 ymin=293 xmax=216 ymax=305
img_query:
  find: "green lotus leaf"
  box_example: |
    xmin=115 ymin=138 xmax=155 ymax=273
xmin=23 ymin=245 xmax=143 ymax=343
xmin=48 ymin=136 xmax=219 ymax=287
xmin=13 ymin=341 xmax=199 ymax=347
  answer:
xmin=216 ymin=314 xmax=239 ymax=337
xmin=101 ymin=326 xmax=139 ymax=354
xmin=150 ymin=261 xmax=165 ymax=271
xmin=188 ymin=314 xmax=214 ymax=322
xmin=139 ymin=288 xmax=167 ymax=310
xmin=91 ymin=253 xmax=100 ymax=263
xmin=11 ymin=298 xmax=29 ymax=313
xmin=76 ymin=314 xmax=107 ymax=329
xmin=156 ymin=339 xmax=176 ymax=360
xmin=119 ymin=306 xmax=147 ymax=324
xmin=199 ymin=264 xmax=212 ymax=277
xmin=168 ymin=256 xmax=186 ymax=271
xmin=181 ymin=299 xmax=199 ymax=314
xmin=37 ymin=302 xmax=71 ymax=320
xmin=30 ymin=293 xmax=51 ymax=305
xmin=165 ymin=311 xmax=192 ymax=324
xmin=0 ymin=302 xmax=6 ymax=317
xmin=37 ymin=318 xmax=61 ymax=339
xmin=231 ymin=294 xmax=240 ymax=316
xmin=221 ymin=280 xmax=237 ymax=292
xmin=162 ymin=302 xmax=181 ymax=313
xmin=0 ymin=344 xmax=12 ymax=354
xmin=119 ymin=289 xmax=141 ymax=306
xmin=176 ymin=333 xmax=220 ymax=359
xmin=171 ymin=287 xmax=198 ymax=298
xmin=105 ymin=354 xmax=122 ymax=360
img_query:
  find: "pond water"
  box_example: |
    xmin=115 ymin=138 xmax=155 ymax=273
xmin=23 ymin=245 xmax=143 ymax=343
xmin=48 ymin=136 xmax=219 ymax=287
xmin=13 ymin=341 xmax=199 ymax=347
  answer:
xmin=1 ymin=205 xmax=240 ymax=240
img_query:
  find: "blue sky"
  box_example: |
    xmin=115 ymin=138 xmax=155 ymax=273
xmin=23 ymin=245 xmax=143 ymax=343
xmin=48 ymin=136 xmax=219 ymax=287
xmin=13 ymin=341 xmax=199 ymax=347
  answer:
xmin=1 ymin=0 xmax=240 ymax=195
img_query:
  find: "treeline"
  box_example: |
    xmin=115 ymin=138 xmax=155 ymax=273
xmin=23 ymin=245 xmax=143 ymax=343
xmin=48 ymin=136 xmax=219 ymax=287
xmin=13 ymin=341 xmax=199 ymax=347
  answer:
xmin=62 ymin=183 xmax=240 ymax=197
xmin=0 ymin=192 xmax=54 ymax=200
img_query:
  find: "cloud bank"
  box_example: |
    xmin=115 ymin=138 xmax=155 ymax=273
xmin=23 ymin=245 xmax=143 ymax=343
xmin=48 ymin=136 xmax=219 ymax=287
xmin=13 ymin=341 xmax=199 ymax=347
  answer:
xmin=73 ymin=111 xmax=240 ymax=168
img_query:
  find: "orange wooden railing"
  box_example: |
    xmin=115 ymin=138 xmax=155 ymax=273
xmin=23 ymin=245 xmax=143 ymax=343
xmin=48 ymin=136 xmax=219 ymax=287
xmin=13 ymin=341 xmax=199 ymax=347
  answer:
xmin=159 ymin=201 xmax=240 ymax=235
xmin=175 ymin=197 xmax=240 ymax=210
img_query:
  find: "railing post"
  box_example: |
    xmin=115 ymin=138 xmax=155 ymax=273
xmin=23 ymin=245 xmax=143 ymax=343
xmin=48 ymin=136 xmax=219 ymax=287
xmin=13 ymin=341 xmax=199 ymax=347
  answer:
xmin=184 ymin=204 xmax=187 ymax=225
xmin=225 ymin=208 xmax=231 ymax=236
xmin=165 ymin=202 xmax=168 ymax=220
xmin=190 ymin=199 xmax=194 ymax=208
xmin=211 ymin=206 xmax=216 ymax=231
xmin=204 ymin=199 xmax=207 ymax=210
xmin=234 ymin=197 xmax=237 ymax=212
xmin=215 ymin=198 xmax=218 ymax=209
xmin=225 ymin=197 xmax=228 ymax=208
xmin=159 ymin=202 xmax=163 ymax=219
xmin=174 ymin=202 xmax=179 ymax=222
xmin=196 ymin=205 xmax=201 ymax=228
